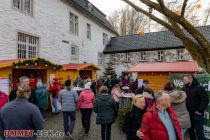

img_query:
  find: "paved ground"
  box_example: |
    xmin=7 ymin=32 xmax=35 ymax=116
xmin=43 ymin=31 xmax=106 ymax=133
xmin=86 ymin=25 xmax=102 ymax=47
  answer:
xmin=38 ymin=111 xmax=126 ymax=140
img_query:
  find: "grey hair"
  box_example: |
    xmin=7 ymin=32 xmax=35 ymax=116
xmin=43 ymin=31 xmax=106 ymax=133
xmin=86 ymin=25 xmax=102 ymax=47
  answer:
xmin=19 ymin=76 xmax=29 ymax=84
xmin=155 ymin=90 xmax=168 ymax=102
xmin=36 ymin=79 xmax=43 ymax=87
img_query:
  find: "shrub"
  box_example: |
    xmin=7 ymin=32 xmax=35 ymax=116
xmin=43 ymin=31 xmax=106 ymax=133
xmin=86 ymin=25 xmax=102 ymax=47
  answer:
xmin=117 ymin=99 xmax=132 ymax=127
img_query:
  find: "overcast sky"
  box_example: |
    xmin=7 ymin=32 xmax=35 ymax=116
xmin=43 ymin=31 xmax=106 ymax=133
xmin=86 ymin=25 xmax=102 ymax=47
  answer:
xmin=89 ymin=0 xmax=209 ymax=17
xmin=88 ymin=0 xmax=126 ymax=16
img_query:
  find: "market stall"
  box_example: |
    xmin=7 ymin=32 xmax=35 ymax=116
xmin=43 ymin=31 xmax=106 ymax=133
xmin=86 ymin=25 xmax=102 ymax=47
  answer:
xmin=127 ymin=61 xmax=199 ymax=92
xmin=57 ymin=63 xmax=102 ymax=85
xmin=0 ymin=58 xmax=62 ymax=95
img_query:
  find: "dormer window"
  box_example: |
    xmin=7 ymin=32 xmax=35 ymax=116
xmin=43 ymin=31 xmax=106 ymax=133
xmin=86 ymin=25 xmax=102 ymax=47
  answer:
xmin=87 ymin=3 xmax=93 ymax=11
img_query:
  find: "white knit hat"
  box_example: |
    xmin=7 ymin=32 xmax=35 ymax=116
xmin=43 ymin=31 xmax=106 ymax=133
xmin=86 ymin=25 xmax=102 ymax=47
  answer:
xmin=84 ymin=82 xmax=91 ymax=89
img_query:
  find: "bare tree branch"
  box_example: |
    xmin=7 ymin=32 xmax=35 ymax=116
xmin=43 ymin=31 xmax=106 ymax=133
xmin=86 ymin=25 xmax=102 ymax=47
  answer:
xmin=121 ymin=0 xmax=210 ymax=72
xmin=181 ymin=0 xmax=188 ymax=17
xmin=122 ymin=0 xmax=174 ymax=33
xmin=139 ymin=0 xmax=209 ymax=52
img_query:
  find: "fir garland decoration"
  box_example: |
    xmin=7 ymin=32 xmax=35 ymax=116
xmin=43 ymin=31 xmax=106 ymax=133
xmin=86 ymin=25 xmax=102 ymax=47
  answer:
xmin=13 ymin=58 xmax=62 ymax=70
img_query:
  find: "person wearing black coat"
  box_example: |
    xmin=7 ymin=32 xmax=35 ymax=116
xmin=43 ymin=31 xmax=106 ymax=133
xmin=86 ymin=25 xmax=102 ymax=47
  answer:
xmin=123 ymin=95 xmax=146 ymax=140
xmin=9 ymin=76 xmax=37 ymax=105
xmin=90 ymin=80 xmax=97 ymax=95
xmin=182 ymin=75 xmax=209 ymax=140
xmin=104 ymin=75 xmax=113 ymax=93
xmin=135 ymin=80 xmax=154 ymax=98
xmin=111 ymin=75 xmax=119 ymax=87
xmin=9 ymin=88 xmax=37 ymax=105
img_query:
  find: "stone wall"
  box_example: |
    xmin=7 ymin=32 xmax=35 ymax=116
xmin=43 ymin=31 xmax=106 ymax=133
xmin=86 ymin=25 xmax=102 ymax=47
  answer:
xmin=104 ymin=49 xmax=192 ymax=76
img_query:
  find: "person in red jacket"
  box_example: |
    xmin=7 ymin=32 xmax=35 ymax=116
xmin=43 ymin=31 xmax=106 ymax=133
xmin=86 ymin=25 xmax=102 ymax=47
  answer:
xmin=138 ymin=90 xmax=183 ymax=140
xmin=29 ymin=73 xmax=37 ymax=90
xmin=50 ymin=78 xmax=61 ymax=113
xmin=0 ymin=90 xmax=8 ymax=110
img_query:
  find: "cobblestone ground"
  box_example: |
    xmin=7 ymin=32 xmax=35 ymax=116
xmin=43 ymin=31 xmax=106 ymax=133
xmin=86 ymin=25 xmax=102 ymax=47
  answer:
xmin=38 ymin=111 xmax=126 ymax=140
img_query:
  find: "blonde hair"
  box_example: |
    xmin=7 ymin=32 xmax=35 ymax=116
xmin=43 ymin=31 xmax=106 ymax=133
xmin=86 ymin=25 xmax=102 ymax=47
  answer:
xmin=17 ymin=84 xmax=31 ymax=98
xmin=99 ymin=85 xmax=108 ymax=94
xmin=132 ymin=95 xmax=145 ymax=107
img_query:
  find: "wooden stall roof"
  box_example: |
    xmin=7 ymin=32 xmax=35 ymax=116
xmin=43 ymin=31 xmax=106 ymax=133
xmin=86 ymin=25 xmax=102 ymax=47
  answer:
xmin=62 ymin=63 xmax=102 ymax=71
xmin=0 ymin=58 xmax=37 ymax=68
xmin=0 ymin=58 xmax=61 ymax=69
xmin=127 ymin=61 xmax=199 ymax=73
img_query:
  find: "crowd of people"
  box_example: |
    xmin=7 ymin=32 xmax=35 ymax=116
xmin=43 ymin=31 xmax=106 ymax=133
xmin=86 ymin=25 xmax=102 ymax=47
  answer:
xmin=0 ymin=74 xmax=209 ymax=140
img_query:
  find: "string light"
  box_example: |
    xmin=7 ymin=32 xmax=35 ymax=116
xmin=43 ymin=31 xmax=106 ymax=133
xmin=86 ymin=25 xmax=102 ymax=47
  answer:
xmin=195 ymin=3 xmax=202 ymax=9
xmin=138 ymin=29 xmax=145 ymax=36
xmin=175 ymin=8 xmax=181 ymax=15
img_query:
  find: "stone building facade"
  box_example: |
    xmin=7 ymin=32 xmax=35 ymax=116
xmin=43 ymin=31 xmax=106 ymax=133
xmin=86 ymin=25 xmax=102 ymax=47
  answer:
xmin=0 ymin=0 xmax=117 ymax=71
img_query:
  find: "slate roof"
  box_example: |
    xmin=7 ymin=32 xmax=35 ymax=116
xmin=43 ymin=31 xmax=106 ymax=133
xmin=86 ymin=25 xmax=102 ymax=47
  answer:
xmin=103 ymin=25 xmax=210 ymax=54
xmin=64 ymin=0 xmax=118 ymax=35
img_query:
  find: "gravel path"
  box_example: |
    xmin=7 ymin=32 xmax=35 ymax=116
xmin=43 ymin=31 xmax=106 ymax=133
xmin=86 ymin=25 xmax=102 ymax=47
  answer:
xmin=38 ymin=111 xmax=126 ymax=140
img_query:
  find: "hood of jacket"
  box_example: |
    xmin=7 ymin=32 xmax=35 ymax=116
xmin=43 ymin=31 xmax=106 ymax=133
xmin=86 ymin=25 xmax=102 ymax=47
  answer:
xmin=82 ymin=89 xmax=93 ymax=94
xmin=168 ymin=90 xmax=186 ymax=104
xmin=97 ymin=93 xmax=112 ymax=102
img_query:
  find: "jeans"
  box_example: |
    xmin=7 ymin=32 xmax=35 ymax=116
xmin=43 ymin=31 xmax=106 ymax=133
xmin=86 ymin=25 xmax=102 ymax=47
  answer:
xmin=80 ymin=108 xmax=93 ymax=134
xmin=52 ymin=98 xmax=59 ymax=113
xmin=39 ymin=107 xmax=45 ymax=119
xmin=188 ymin=114 xmax=206 ymax=140
xmin=101 ymin=123 xmax=112 ymax=140
xmin=62 ymin=111 xmax=76 ymax=134
xmin=181 ymin=128 xmax=187 ymax=140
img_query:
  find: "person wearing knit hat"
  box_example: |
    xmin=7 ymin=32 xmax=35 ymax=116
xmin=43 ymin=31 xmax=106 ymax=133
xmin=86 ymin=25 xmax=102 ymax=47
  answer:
xmin=58 ymin=80 xmax=79 ymax=139
xmin=78 ymin=82 xmax=95 ymax=136
xmin=84 ymin=82 xmax=91 ymax=89
xmin=53 ymin=78 xmax=59 ymax=84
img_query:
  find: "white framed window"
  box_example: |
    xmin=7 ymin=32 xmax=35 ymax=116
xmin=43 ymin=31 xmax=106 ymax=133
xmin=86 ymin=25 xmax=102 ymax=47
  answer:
xmin=12 ymin=0 xmax=33 ymax=15
xmin=98 ymin=52 xmax=104 ymax=66
xmin=103 ymin=33 xmax=108 ymax=45
xmin=177 ymin=49 xmax=184 ymax=60
xmin=23 ymin=0 xmax=32 ymax=14
xmin=125 ymin=53 xmax=130 ymax=62
xmin=157 ymin=51 xmax=164 ymax=61
xmin=87 ymin=23 xmax=91 ymax=39
xmin=70 ymin=13 xmax=79 ymax=35
xmin=140 ymin=52 xmax=147 ymax=61
xmin=13 ymin=0 xmax=21 ymax=9
xmin=17 ymin=32 xmax=39 ymax=59
xmin=71 ymin=45 xmax=79 ymax=60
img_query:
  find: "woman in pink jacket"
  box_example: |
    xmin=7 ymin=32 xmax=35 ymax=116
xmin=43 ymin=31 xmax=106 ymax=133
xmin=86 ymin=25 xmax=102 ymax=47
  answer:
xmin=78 ymin=82 xmax=95 ymax=136
xmin=111 ymin=84 xmax=123 ymax=110
xmin=0 ymin=91 xmax=8 ymax=110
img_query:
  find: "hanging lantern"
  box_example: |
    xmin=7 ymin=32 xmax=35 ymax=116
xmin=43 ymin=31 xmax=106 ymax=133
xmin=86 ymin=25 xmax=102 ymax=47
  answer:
xmin=195 ymin=3 xmax=202 ymax=9
xmin=175 ymin=9 xmax=181 ymax=15
xmin=35 ymin=63 xmax=37 ymax=66
xmin=15 ymin=66 xmax=19 ymax=69
xmin=45 ymin=64 xmax=48 ymax=67
xmin=53 ymin=67 xmax=56 ymax=70
xmin=26 ymin=63 xmax=29 ymax=66
xmin=138 ymin=29 xmax=145 ymax=36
